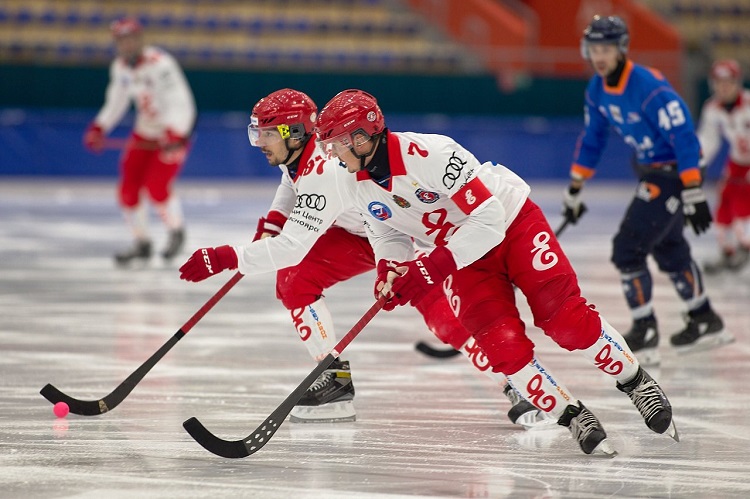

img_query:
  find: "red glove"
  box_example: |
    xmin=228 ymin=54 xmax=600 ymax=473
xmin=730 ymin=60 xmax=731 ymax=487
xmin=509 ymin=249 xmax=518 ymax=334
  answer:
xmin=159 ymin=129 xmax=188 ymax=164
xmin=179 ymin=245 xmax=238 ymax=282
xmin=373 ymin=259 xmax=400 ymax=311
xmin=252 ymin=210 xmax=288 ymax=242
xmin=390 ymin=246 xmax=457 ymax=307
xmin=83 ymin=123 xmax=105 ymax=152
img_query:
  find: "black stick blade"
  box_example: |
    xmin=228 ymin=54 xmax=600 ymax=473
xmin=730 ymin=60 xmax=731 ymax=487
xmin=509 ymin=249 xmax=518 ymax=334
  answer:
xmin=415 ymin=341 xmax=461 ymax=359
xmin=40 ymin=383 xmax=110 ymax=416
xmin=182 ymin=417 xmax=251 ymax=458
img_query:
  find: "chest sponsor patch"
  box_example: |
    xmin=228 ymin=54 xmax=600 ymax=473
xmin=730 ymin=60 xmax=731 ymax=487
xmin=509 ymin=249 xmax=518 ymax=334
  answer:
xmin=415 ymin=188 xmax=440 ymax=203
xmin=368 ymin=201 xmax=393 ymax=221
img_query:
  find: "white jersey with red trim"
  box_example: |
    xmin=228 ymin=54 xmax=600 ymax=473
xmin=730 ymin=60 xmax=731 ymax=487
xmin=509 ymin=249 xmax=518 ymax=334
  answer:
xmin=346 ymin=131 xmax=531 ymax=269
xmin=94 ymin=45 xmax=196 ymax=139
xmin=235 ymin=140 xmax=366 ymax=275
xmin=698 ymin=89 xmax=750 ymax=166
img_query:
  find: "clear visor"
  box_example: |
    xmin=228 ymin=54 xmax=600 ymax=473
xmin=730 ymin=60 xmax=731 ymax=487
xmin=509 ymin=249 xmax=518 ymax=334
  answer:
xmin=247 ymin=124 xmax=291 ymax=147
xmin=317 ymin=130 xmax=370 ymax=158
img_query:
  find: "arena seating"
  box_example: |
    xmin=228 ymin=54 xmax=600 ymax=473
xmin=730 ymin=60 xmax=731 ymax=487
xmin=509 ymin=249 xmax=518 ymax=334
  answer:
xmin=0 ymin=0 xmax=481 ymax=73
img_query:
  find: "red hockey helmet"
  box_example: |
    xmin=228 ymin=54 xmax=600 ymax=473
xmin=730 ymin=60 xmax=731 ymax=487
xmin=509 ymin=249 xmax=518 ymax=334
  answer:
xmin=314 ymin=89 xmax=385 ymax=156
xmin=248 ymin=88 xmax=318 ymax=147
xmin=710 ymin=59 xmax=742 ymax=82
xmin=110 ymin=17 xmax=143 ymax=38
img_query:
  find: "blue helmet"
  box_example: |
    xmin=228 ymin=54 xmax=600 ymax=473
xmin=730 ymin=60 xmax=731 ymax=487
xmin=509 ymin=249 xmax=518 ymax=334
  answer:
xmin=580 ymin=15 xmax=629 ymax=59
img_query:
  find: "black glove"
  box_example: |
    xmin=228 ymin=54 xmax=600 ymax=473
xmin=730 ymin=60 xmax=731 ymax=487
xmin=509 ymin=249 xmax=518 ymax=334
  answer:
xmin=681 ymin=187 xmax=712 ymax=235
xmin=562 ymin=185 xmax=588 ymax=224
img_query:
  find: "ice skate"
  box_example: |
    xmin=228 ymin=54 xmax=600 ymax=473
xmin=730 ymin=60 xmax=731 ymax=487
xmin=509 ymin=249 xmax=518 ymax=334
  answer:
xmin=161 ymin=228 xmax=185 ymax=261
xmin=704 ymin=247 xmax=749 ymax=275
xmin=289 ymin=358 xmax=356 ymax=423
xmin=617 ymin=366 xmax=678 ymax=441
xmin=114 ymin=239 xmax=151 ymax=267
xmin=503 ymin=383 xmax=556 ymax=430
xmin=622 ymin=315 xmax=660 ymax=366
xmin=557 ymin=402 xmax=616 ymax=457
xmin=670 ymin=307 xmax=734 ymax=354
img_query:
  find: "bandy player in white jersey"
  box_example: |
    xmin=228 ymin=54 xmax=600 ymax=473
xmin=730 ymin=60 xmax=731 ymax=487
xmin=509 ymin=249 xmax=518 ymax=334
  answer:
xmin=178 ymin=89 xmax=543 ymax=426
xmin=83 ymin=18 xmax=196 ymax=267
xmin=698 ymin=59 xmax=750 ymax=274
xmin=311 ymin=89 xmax=680 ymax=456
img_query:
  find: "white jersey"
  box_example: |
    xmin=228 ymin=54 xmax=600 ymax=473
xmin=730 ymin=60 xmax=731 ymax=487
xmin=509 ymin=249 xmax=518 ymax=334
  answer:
xmin=94 ymin=45 xmax=196 ymax=139
xmin=235 ymin=140 xmax=366 ymax=275
xmin=698 ymin=89 xmax=750 ymax=166
xmin=341 ymin=131 xmax=531 ymax=269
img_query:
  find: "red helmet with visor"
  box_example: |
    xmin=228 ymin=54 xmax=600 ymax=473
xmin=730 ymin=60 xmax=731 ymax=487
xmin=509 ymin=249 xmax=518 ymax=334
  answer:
xmin=248 ymin=88 xmax=317 ymax=147
xmin=314 ymin=89 xmax=385 ymax=156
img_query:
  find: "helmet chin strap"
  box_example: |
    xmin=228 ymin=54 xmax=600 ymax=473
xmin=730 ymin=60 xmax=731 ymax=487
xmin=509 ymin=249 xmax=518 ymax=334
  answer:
xmin=349 ymin=134 xmax=380 ymax=171
xmin=283 ymin=137 xmax=307 ymax=164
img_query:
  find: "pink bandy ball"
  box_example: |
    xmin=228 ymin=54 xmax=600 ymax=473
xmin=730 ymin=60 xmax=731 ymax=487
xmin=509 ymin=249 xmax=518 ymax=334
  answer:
xmin=53 ymin=402 xmax=70 ymax=418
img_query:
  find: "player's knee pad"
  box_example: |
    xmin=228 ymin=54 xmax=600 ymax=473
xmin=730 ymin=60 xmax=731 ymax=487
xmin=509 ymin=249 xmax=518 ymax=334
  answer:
xmin=539 ymin=296 xmax=601 ymax=351
xmin=275 ymin=267 xmax=322 ymax=310
xmin=472 ymin=319 xmax=534 ymax=376
xmin=415 ymin=289 xmax=471 ymax=349
xmin=611 ymin=229 xmax=649 ymax=272
xmin=119 ymin=187 xmax=139 ymax=208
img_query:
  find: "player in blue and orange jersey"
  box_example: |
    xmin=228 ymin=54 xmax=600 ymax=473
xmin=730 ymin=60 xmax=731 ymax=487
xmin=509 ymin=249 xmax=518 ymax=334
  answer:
xmin=562 ymin=15 xmax=734 ymax=365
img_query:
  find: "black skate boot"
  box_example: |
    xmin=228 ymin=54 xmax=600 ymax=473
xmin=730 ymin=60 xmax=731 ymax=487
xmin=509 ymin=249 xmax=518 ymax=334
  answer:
xmin=617 ymin=366 xmax=678 ymax=441
xmin=503 ymin=383 xmax=555 ymax=429
xmin=161 ymin=228 xmax=185 ymax=261
xmin=670 ymin=307 xmax=733 ymax=353
xmin=114 ymin=239 xmax=151 ymax=267
xmin=623 ymin=315 xmax=660 ymax=366
xmin=289 ymin=358 xmax=356 ymax=423
xmin=557 ymin=402 xmax=616 ymax=456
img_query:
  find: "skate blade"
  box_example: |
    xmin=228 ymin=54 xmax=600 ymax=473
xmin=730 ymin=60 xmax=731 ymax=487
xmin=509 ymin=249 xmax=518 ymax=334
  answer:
xmin=289 ymin=400 xmax=356 ymax=423
xmin=517 ymin=413 xmax=560 ymax=431
xmin=666 ymin=419 xmax=680 ymax=442
xmin=590 ymin=439 xmax=618 ymax=458
xmin=674 ymin=330 xmax=735 ymax=355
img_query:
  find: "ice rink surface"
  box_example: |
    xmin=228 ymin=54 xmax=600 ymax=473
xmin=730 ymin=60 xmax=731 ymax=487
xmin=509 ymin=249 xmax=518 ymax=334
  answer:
xmin=2 ymin=178 xmax=749 ymax=498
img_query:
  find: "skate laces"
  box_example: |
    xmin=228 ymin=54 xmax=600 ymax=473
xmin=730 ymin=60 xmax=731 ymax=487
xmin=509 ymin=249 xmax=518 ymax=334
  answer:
xmin=628 ymin=379 xmax=666 ymax=422
xmin=307 ymin=371 xmax=335 ymax=392
xmin=570 ymin=407 xmax=600 ymax=443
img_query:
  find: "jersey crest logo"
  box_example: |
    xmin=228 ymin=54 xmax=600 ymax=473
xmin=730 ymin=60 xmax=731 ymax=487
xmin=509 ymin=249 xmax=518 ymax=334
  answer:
xmin=415 ymin=188 xmax=440 ymax=204
xmin=530 ymin=231 xmax=558 ymax=271
xmin=367 ymin=201 xmax=393 ymax=221
xmin=392 ymin=194 xmax=411 ymax=208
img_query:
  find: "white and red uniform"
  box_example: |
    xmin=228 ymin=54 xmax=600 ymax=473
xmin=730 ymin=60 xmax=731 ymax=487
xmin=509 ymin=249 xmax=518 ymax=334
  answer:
xmin=94 ymin=45 xmax=196 ymax=209
xmin=234 ymin=139 xmax=468 ymax=355
xmin=698 ymin=89 xmax=750 ymax=227
xmin=341 ymin=131 xmax=605 ymax=376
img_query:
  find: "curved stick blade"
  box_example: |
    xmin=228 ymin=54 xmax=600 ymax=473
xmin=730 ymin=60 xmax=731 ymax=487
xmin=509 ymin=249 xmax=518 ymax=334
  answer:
xmin=40 ymin=383 xmax=110 ymax=416
xmin=183 ymin=417 xmax=251 ymax=458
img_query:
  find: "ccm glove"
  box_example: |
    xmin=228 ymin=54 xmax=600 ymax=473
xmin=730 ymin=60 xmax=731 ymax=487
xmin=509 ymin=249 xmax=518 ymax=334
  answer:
xmin=83 ymin=123 xmax=105 ymax=152
xmin=390 ymin=246 xmax=457 ymax=307
xmin=373 ymin=259 xmax=400 ymax=311
xmin=252 ymin=210 xmax=288 ymax=242
xmin=562 ymin=185 xmax=588 ymax=224
xmin=681 ymin=186 xmax=712 ymax=235
xmin=179 ymin=245 xmax=238 ymax=282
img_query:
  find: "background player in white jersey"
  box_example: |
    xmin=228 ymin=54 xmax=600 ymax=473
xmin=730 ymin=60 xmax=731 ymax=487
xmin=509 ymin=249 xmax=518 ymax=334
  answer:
xmin=178 ymin=89 xmax=543 ymax=426
xmin=562 ymin=15 xmax=732 ymax=365
xmin=698 ymin=59 xmax=750 ymax=274
xmin=312 ymin=88 xmax=678 ymax=456
xmin=83 ymin=18 xmax=196 ymax=267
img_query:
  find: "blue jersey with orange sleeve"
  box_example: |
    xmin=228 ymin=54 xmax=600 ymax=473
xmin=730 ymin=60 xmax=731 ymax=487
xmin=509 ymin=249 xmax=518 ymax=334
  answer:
xmin=571 ymin=59 xmax=702 ymax=186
